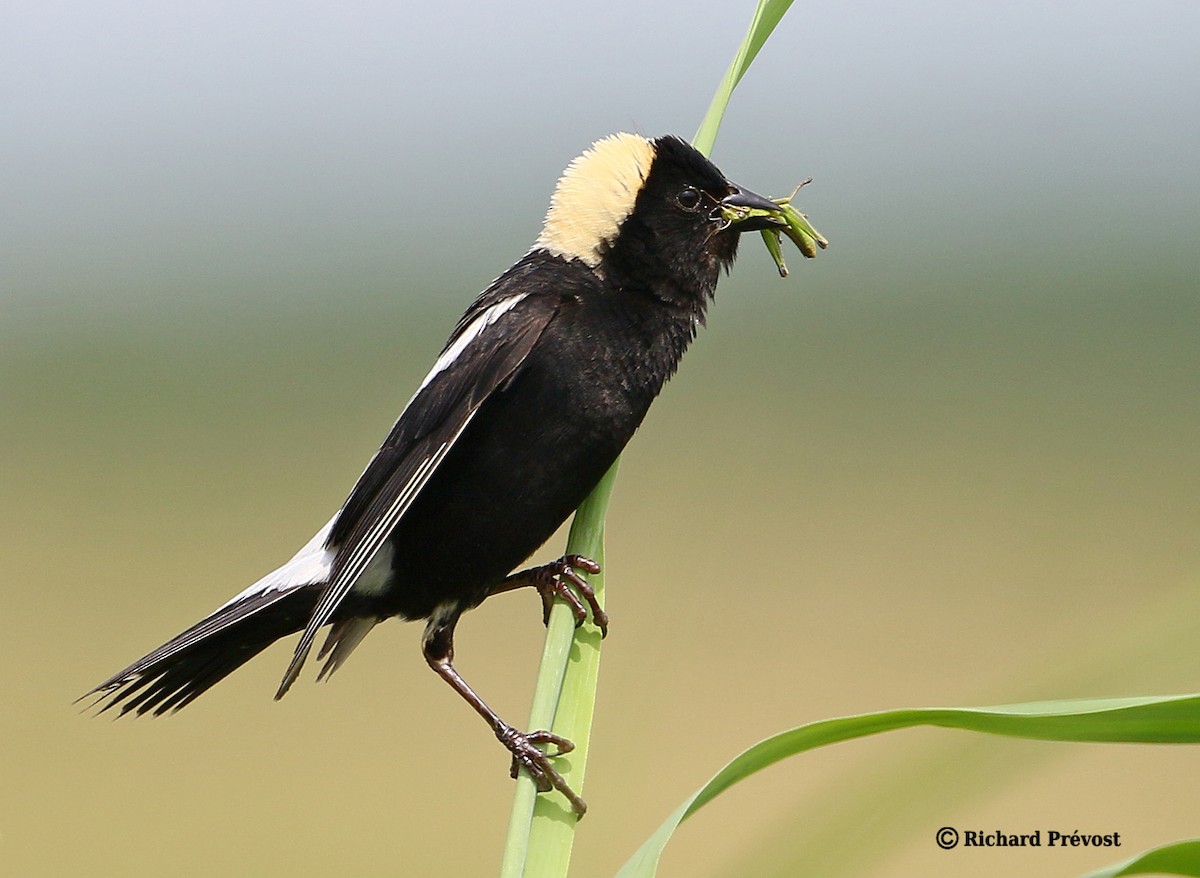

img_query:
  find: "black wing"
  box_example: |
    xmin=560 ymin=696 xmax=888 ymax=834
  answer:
xmin=275 ymin=286 xmax=560 ymax=695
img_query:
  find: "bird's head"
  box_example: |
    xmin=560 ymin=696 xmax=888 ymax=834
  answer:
xmin=533 ymin=133 xmax=816 ymax=303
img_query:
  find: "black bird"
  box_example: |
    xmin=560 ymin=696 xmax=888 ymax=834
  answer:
xmin=87 ymin=133 xmax=811 ymax=815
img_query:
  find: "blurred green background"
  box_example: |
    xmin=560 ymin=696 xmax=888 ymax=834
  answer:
xmin=3 ymin=2 xmax=1199 ymax=876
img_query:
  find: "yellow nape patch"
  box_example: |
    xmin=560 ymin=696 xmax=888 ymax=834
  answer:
xmin=534 ymin=132 xmax=656 ymax=268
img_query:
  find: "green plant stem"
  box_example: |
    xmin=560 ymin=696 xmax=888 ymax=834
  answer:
xmin=498 ymin=462 xmax=615 ymax=878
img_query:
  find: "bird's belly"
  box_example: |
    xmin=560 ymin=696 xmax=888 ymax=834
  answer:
xmin=377 ymin=357 xmax=648 ymax=620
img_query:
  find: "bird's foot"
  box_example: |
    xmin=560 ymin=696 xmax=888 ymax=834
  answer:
xmin=497 ymin=724 xmax=587 ymax=816
xmin=493 ymin=555 xmax=606 ymax=634
xmin=529 ymin=555 xmax=607 ymax=636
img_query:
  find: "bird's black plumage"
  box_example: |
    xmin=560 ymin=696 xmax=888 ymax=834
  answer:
xmin=87 ymin=133 xmax=799 ymax=814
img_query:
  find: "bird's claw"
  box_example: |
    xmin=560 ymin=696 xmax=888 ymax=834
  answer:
xmin=534 ymin=554 xmax=607 ymax=637
xmin=497 ymin=725 xmax=587 ymax=816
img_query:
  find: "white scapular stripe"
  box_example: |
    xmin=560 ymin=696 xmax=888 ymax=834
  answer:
xmin=415 ymin=293 xmax=529 ymax=394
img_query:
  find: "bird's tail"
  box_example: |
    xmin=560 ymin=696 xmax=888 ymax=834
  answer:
xmin=83 ymin=586 xmax=322 ymax=716
xmin=84 ymin=519 xmax=338 ymax=716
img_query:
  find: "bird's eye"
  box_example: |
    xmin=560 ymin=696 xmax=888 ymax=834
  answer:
xmin=676 ymin=187 xmax=702 ymax=212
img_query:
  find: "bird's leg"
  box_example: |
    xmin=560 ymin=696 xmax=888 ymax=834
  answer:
xmin=422 ymin=605 xmax=588 ymax=816
xmin=490 ymin=554 xmax=607 ymax=636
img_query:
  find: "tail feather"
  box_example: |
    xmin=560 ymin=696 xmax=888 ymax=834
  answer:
xmin=316 ymin=617 xmax=381 ymax=681
xmin=85 ymin=519 xmax=342 ymax=716
xmin=86 ymin=586 xmax=321 ymax=716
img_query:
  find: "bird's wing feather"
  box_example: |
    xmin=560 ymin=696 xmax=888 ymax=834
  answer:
xmin=276 ymin=290 xmax=559 ymax=696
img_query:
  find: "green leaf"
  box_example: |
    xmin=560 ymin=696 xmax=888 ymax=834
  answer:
xmin=1081 ymin=839 xmax=1200 ymax=878
xmin=617 ymin=694 xmax=1200 ymax=877
xmin=694 ymin=0 xmax=795 ymax=157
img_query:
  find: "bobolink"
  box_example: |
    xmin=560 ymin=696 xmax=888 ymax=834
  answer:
xmin=87 ymin=133 xmax=822 ymax=814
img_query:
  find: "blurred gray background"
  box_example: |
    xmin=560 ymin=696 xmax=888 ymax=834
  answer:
xmin=3 ymin=1 xmax=1199 ymax=875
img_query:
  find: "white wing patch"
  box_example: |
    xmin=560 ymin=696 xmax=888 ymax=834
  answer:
xmin=416 ymin=293 xmax=529 ymax=395
xmin=216 ymin=515 xmax=337 ymax=612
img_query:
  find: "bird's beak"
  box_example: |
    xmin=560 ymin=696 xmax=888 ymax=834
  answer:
xmin=717 ymin=185 xmax=789 ymax=232
xmin=719 ymin=178 xmax=828 ymax=272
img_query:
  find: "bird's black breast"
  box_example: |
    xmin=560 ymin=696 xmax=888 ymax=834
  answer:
xmin=376 ymin=258 xmax=701 ymax=620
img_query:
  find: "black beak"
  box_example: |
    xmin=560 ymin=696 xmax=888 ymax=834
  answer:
xmin=719 ymin=185 xmax=786 ymax=232
xmin=722 ymin=185 xmax=780 ymax=213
